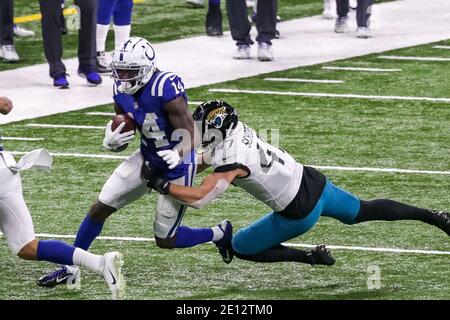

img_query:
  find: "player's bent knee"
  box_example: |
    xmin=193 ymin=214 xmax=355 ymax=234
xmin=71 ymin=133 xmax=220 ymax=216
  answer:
xmin=232 ymin=229 xmax=260 ymax=256
xmin=89 ymin=201 xmax=116 ymax=223
xmin=17 ymin=239 xmax=38 ymax=261
xmin=155 ymin=236 xmax=175 ymax=249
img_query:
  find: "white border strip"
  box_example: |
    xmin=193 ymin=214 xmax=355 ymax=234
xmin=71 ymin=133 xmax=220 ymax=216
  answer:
xmin=2 ymin=233 xmax=446 ymax=255
xmin=378 ymin=55 xmax=450 ymax=62
xmin=264 ymin=78 xmax=344 ymax=84
xmin=322 ymin=66 xmax=402 ymax=72
xmin=433 ymin=45 xmax=450 ymax=50
xmin=0 ymin=136 xmax=44 ymax=141
xmin=7 ymin=151 xmax=450 ymax=175
xmin=209 ymin=88 xmax=450 ymax=103
xmin=26 ymin=124 xmax=105 ymax=129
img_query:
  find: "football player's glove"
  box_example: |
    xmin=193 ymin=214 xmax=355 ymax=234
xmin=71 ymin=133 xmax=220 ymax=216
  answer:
xmin=141 ymin=161 xmax=170 ymax=194
xmin=157 ymin=149 xmax=181 ymax=170
xmin=102 ymin=120 xmax=135 ymax=151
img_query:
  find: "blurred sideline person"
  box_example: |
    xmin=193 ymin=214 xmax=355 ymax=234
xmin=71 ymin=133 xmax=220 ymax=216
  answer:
xmin=322 ymin=0 xmax=336 ymax=20
xmin=142 ymin=100 xmax=450 ymax=265
xmin=96 ymin=0 xmax=134 ymax=73
xmin=226 ymin=0 xmax=277 ymax=61
xmin=0 ymin=97 xmax=125 ymax=300
xmin=37 ymin=38 xmax=230 ymax=288
xmin=38 ymin=0 xmax=102 ymax=88
xmin=335 ymin=0 xmax=373 ymax=38
xmin=0 ymin=0 xmax=19 ymax=62
xmin=186 ymin=0 xmax=223 ymax=37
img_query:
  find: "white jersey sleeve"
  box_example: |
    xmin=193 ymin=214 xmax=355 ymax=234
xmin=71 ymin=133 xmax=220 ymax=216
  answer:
xmin=211 ymin=122 xmax=303 ymax=211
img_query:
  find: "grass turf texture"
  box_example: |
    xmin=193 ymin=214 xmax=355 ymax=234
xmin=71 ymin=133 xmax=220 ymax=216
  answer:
xmin=0 ymin=40 xmax=449 ymax=299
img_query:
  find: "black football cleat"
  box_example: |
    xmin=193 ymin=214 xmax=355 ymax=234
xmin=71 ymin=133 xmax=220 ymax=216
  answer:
xmin=429 ymin=210 xmax=450 ymax=236
xmin=308 ymin=245 xmax=335 ymax=266
xmin=213 ymin=220 xmax=234 ymax=264
xmin=37 ymin=265 xmax=79 ymax=288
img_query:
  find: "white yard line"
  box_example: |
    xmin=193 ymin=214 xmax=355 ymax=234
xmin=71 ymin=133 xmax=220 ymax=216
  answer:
xmin=378 ymin=55 xmax=450 ymax=62
xmin=1 ymin=0 xmax=450 ymax=125
xmin=0 ymin=136 xmax=44 ymax=141
xmin=264 ymin=78 xmax=344 ymax=84
xmin=322 ymin=66 xmax=402 ymax=72
xmin=7 ymin=150 xmax=450 ymax=174
xmin=209 ymin=88 xmax=450 ymax=103
xmin=1 ymin=232 xmax=448 ymax=255
xmin=86 ymin=112 xmax=116 ymax=116
xmin=9 ymin=151 xmax=127 ymax=160
xmin=26 ymin=124 xmax=105 ymax=129
xmin=433 ymin=45 xmax=450 ymax=50
xmin=314 ymin=165 xmax=450 ymax=175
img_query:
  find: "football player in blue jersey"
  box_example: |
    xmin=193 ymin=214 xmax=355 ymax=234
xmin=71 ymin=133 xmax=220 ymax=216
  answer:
xmin=96 ymin=0 xmax=134 ymax=73
xmin=37 ymin=37 xmax=231 ymax=288
xmin=0 ymin=97 xmax=125 ymax=300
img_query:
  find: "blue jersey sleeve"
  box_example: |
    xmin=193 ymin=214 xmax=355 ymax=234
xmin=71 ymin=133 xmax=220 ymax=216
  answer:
xmin=113 ymin=84 xmax=135 ymax=114
xmin=161 ymin=74 xmax=186 ymax=103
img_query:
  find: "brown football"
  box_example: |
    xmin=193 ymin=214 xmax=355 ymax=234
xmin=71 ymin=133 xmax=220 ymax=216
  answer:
xmin=111 ymin=114 xmax=136 ymax=133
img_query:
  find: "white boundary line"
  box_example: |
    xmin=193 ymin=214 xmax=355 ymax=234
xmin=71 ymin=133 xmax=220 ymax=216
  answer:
xmin=322 ymin=66 xmax=402 ymax=72
xmin=1 ymin=232 xmax=447 ymax=255
xmin=264 ymin=78 xmax=344 ymax=84
xmin=7 ymin=150 xmax=450 ymax=175
xmin=26 ymin=124 xmax=105 ymax=129
xmin=378 ymin=55 xmax=450 ymax=62
xmin=433 ymin=45 xmax=450 ymax=50
xmin=0 ymin=136 xmax=44 ymax=141
xmin=209 ymin=88 xmax=450 ymax=103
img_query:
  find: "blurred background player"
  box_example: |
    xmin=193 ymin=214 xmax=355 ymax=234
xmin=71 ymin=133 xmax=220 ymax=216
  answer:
xmin=37 ymin=38 xmax=231 ymax=288
xmin=186 ymin=0 xmax=223 ymax=37
xmin=322 ymin=0 xmax=336 ymax=20
xmin=38 ymin=0 xmax=101 ymax=88
xmin=0 ymin=0 xmax=19 ymax=62
xmin=335 ymin=0 xmax=373 ymax=38
xmin=226 ymin=0 xmax=277 ymax=61
xmin=0 ymin=97 xmax=124 ymax=300
xmin=96 ymin=0 xmax=134 ymax=73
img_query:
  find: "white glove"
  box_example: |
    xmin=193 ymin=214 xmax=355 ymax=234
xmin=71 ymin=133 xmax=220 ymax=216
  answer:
xmin=157 ymin=149 xmax=181 ymax=170
xmin=102 ymin=120 xmax=135 ymax=151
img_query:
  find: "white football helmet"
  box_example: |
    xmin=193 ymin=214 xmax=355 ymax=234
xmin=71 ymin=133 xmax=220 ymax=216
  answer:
xmin=111 ymin=37 xmax=157 ymax=94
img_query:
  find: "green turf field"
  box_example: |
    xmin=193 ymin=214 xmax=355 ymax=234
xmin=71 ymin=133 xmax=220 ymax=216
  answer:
xmin=0 ymin=39 xmax=449 ymax=300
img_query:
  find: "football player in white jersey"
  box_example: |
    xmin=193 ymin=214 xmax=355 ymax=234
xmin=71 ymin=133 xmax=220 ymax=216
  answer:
xmin=142 ymin=100 xmax=450 ymax=265
xmin=0 ymin=97 xmax=125 ymax=299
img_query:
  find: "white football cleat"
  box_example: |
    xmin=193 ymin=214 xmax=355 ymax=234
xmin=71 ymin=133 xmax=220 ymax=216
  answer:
xmin=322 ymin=0 xmax=336 ymax=20
xmin=356 ymin=27 xmax=372 ymax=38
xmin=186 ymin=0 xmax=204 ymax=7
xmin=14 ymin=25 xmax=35 ymax=37
xmin=257 ymin=42 xmax=273 ymax=61
xmin=102 ymin=252 xmax=125 ymax=300
xmin=0 ymin=45 xmax=19 ymax=62
xmin=233 ymin=45 xmax=251 ymax=60
xmin=334 ymin=16 xmax=349 ymax=33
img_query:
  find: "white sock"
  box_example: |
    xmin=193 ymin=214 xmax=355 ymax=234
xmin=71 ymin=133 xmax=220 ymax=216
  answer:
xmin=211 ymin=226 xmax=224 ymax=241
xmin=72 ymin=248 xmax=105 ymax=274
xmin=96 ymin=23 xmax=110 ymax=53
xmin=114 ymin=24 xmax=132 ymax=51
